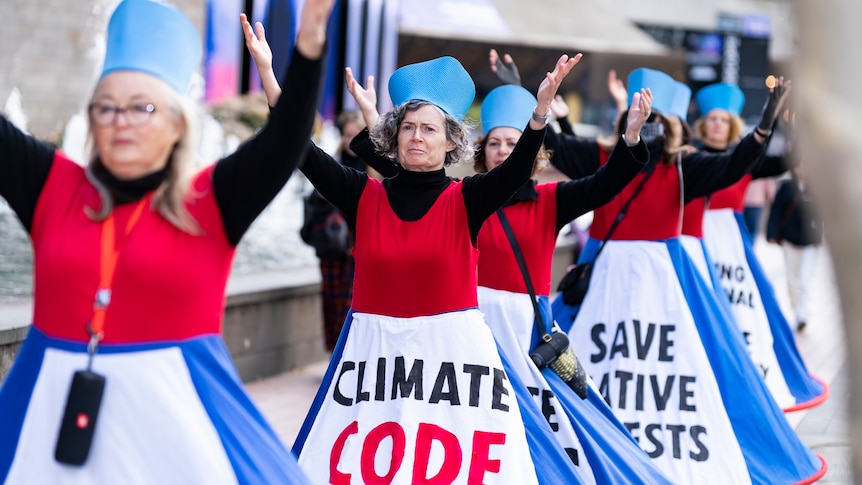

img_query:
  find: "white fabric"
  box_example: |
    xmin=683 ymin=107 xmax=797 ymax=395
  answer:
xmin=6 ymin=347 xmax=237 ymax=485
xmin=568 ymin=240 xmax=751 ymax=485
xmin=297 ymin=309 xmax=540 ymax=485
xmin=703 ymin=209 xmax=795 ymax=408
xmin=783 ymin=243 xmax=819 ymax=325
xmin=680 ymin=235 xmax=712 ymax=289
xmin=478 ymin=286 xmax=596 ymax=484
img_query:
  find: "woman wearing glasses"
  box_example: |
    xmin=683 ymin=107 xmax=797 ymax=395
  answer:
xmin=0 ymin=0 xmax=332 ymax=482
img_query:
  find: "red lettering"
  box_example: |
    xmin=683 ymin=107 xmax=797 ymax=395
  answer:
xmin=413 ymin=423 xmax=462 ymax=484
xmin=468 ymin=431 xmax=506 ymax=485
xmin=330 ymin=421 xmax=359 ymax=485
xmin=360 ymin=422 xmax=406 ymax=484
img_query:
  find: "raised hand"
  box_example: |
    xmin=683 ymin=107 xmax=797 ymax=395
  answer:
xmin=624 ymin=88 xmax=653 ymax=144
xmin=489 ymin=49 xmax=522 ymax=86
xmin=241 ymin=13 xmax=272 ymax=71
xmin=296 ymin=0 xmax=335 ymax=59
xmin=536 ymin=54 xmax=582 ymax=110
xmin=550 ymin=94 xmax=569 ymax=120
xmin=607 ymin=69 xmax=628 ymax=113
xmin=345 ymin=67 xmax=379 ymax=128
xmin=756 ymin=76 xmax=792 ymax=138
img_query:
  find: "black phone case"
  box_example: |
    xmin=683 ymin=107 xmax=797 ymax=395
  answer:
xmin=54 ymin=370 xmax=106 ymax=466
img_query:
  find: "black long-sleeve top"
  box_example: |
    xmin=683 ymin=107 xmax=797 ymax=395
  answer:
xmin=300 ymin=123 xmax=547 ymax=244
xmin=544 ymin=128 xmax=767 ymax=203
xmin=0 ymin=48 xmax=322 ymax=247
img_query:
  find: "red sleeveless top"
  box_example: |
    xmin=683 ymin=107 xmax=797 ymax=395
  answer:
xmin=350 ymin=178 xmax=479 ymax=317
xmin=681 ymin=197 xmax=708 ymax=238
xmin=709 ymin=175 xmax=752 ymax=212
xmin=477 ymin=183 xmax=558 ymax=296
xmin=590 ymin=151 xmax=682 ymax=241
xmin=30 ymin=154 xmax=235 ymax=344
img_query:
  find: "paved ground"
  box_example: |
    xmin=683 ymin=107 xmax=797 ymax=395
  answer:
xmin=245 ymin=236 xmax=852 ymax=483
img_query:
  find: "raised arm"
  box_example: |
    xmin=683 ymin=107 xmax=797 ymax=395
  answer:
xmin=213 ymin=0 xmax=334 ymax=246
xmin=463 ymin=53 xmax=581 ymax=238
xmin=555 ymin=88 xmax=652 ymax=229
xmin=0 ymin=116 xmax=56 ymax=232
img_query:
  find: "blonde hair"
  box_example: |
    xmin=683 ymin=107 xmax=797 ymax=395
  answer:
xmin=692 ymin=111 xmax=745 ymax=146
xmin=85 ymin=86 xmax=202 ymax=235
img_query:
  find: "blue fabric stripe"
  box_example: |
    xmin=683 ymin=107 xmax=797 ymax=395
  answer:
xmin=182 ymin=336 xmax=311 ymax=485
xmin=551 ymin=238 xmax=602 ymax=333
xmin=495 ymin=342 xmax=586 ymax=484
xmin=292 ymin=308 xmax=354 ymax=454
xmin=732 ymin=211 xmax=824 ymax=404
xmin=0 ymin=327 xmax=46 ymax=483
xmin=543 ymin=370 xmax=675 ymax=485
xmin=669 ymin=239 xmax=821 ymax=483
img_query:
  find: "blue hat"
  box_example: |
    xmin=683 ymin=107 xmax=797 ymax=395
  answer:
xmin=627 ymin=68 xmax=677 ymax=115
xmin=669 ymin=81 xmax=692 ymax=121
xmin=101 ymin=0 xmax=202 ymax=94
xmin=695 ymin=83 xmax=745 ymax=116
xmin=389 ymin=56 xmax=475 ymax=120
xmin=481 ymin=85 xmax=536 ymax=136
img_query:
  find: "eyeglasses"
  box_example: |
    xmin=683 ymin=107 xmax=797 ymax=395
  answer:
xmin=88 ymin=102 xmax=156 ymax=127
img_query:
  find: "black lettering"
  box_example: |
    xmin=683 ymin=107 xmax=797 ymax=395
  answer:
xmin=590 ymin=323 xmax=607 ymax=363
xmin=492 ymin=368 xmax=510 ymax=411
xmin=356 ymin=361 xmax=370 ymax=403
xmin=759 ymin=364 xmax=769 ymax=379
xmin=724 ymin=287 xmax=734 ymax=304
xmin=463 ymin=364 xmax=490 ymax=407
xmin=667 ymin=424 xmax=686 ymax=459
xmin=597 ymin=373 xmax=611 ymax=406
xmin=334 ymin=361 xmax=355 ymax=406
xmin=564 ymin=448 xmax=579 ymax=466
xmin=651 ymin=375 xmax=675 ymax=411
xmin=375 ymin=358 xmax=386 ymax=401
xmin=623 ymin=421 xmax=640 ymax=442
xmin=391 ymin=356 xmax=423 ymax=400
xmin=633 ymin=319 xmax=655 ymax=360
xmin=527 ymin=386 xmax=540 ymax=397
xmin=747 ymin=292 xmax=755 ymax=308
xmin=717 ymin=263 xmax=733 ymax=281
xmin=658 ymin=324 xmax=675 ymax=362
xmin=429 ymin=362 xmax=460 ymax=405
xmin=615 ymin=370 xmax=633 ymax=409
xmin=734 ymin=266 xmax=745 ymax=282
xmin=689 ymin=426 xmax=709 ymax=461
xmin=735 ymin=290 xmax=748 ymax=305
xmin=644 ymin=423 xmax=664 ymax=458
xmin=635 ymin=374 xmax=645 ymax=411
xmin=742 ymin=331 xmax=752 ymax=346
xmin=609 ymin=321 xmax=629 ymax=359
xmin=541 ymin=389 xmax=558 ymax=431
xmin=679 ymin=375 xmax=696 ymax=411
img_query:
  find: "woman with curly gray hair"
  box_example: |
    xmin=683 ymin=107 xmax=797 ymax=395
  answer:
xmin=289 ymin=52 xmax=585 ymax=482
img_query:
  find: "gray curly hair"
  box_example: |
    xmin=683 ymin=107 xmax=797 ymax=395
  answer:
xmin=369 ymin=100 xmax=474 ymax=167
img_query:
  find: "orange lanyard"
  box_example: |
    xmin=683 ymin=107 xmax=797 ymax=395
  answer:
xmin=88 ymin=198 xmax=148 ymax=346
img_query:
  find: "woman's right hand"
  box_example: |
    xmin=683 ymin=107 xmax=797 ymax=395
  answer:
xmin=625 ymin=88 xmax=653 ymax=144
xmin=345 ymin=67 xmax=379 ymax=128
xmin=607 ymin=69 xmax=629 ymax=114
xmin=295 ymin=0 xmax=335 ymax=59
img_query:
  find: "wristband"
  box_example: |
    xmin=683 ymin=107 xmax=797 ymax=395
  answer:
xmin=532 ymin=108 xmax=551 ymax=125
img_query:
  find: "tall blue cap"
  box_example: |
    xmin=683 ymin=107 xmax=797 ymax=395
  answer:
xmin=389 ymin=56 xmax=476 ymax=120
xmin=627 ymin=68 xmax=677 ymax=115
xmin=669 ymin=81 xmax=692 ymax=121
xmin=101 ymin=0 xmax=202 ymax=94
xmin=481 ymin=85 xmax=536 ymax=136
xmin=695 ymin=83 xmax=745 ymax=116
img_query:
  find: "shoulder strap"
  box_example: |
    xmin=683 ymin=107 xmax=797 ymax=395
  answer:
xmin=497 ymin=209 xmax=550 ymax=338
xmin=592 ymin=158 xmax=658 ymax=261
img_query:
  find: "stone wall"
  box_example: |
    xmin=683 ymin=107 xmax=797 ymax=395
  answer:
xmin=0 ymin=0 xmax=205 ymax=140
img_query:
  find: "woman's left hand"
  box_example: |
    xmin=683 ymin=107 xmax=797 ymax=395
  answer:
xmin=624 ymin=88 xmax=653 ymax=144
xmin=345 ymin=67 xmax=379 ymax=128
xmin=533 ymin=53 xmax=582 ymax=127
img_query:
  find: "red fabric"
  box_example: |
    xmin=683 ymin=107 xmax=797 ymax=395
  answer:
xmin=682 ymin=197 xmax=707 ymax=238
xmin=589 ymin=151 xmax=682 ymax=241
xmin=31 ymin=155 xmax=234 ymax=344
xmin=350 ymin=178 xmax=478 ymax=317
xmin=709 ymin=175 xmax=751 ymax=212
xmin=477 ymin=183 xmax=558 ymax=296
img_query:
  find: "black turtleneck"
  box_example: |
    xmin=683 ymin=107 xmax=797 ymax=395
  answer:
xmin=0 ymin=47 xmax=323 ymax=247
xmin=301 ymin=124 xmax=545 ymax=243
